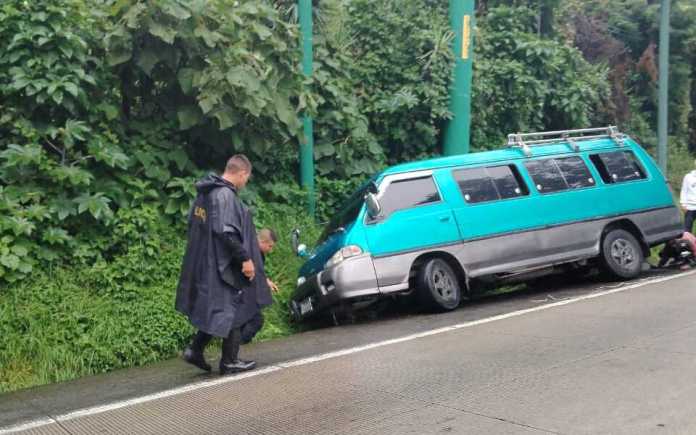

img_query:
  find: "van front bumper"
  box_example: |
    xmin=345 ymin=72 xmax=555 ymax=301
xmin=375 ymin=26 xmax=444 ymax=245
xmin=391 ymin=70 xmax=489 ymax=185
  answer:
xmin=290 ymin=253 xmax=379 ymax=320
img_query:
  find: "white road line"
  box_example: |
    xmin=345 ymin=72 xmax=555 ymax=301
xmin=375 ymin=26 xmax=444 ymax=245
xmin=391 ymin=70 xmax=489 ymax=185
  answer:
xmin=2 ymin=270 xmax=695 ymax=434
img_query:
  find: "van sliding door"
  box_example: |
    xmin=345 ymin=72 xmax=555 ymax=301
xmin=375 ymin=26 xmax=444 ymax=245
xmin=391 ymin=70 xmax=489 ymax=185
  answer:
xmin=448 ymin=164 xmax=538 ymax=276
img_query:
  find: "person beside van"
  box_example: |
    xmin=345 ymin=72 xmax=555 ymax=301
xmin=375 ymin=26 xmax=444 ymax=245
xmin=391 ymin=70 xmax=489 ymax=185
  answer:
xmin=680 ymin=160 xmax=696 ymax=233
xmin=176 ymin=154 xmax=272 ymax=375
xmin=240 ymin=228 xmax=279 ymax=344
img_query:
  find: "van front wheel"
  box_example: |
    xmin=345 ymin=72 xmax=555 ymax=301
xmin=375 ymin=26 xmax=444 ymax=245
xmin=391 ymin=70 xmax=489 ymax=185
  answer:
xmin=417 ymin=258 xmax=461 ymax=311
xmin=601 ymin=229 xmax=643 ymax=280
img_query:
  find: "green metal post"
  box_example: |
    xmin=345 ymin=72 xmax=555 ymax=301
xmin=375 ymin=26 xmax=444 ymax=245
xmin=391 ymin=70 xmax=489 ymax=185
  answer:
xmin=299 ymin=0 xmax=315 ymax=215
xmin=658 ymin=0 xmax=670 ymax=174
xmin=443 ymin=0 xmax=475 ymax=156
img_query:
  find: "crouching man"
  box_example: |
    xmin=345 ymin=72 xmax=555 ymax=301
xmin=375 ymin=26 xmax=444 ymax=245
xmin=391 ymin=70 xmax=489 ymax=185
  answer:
xmin=240 ymin=228 xmax=279 ymax=344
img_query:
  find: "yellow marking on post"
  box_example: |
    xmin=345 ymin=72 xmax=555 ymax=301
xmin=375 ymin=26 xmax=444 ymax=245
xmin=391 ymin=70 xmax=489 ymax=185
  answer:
xmin=462 ymin=15 xmax=471 ymax=60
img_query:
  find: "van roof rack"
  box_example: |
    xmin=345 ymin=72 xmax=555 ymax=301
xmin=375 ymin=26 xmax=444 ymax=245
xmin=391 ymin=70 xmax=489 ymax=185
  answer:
xmin=506 ymin=126 xmax=625 ymax=157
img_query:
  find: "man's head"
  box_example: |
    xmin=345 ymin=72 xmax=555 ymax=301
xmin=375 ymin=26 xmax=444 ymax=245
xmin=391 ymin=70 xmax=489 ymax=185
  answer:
xmin=222 ymin=154 xmax=252 ymax=190
xmin=258 ymin=228 xmax=277 ymax=255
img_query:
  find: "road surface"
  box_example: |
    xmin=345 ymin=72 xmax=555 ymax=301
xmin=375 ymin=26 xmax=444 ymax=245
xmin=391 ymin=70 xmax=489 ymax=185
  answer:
xmin=2 ymin=270 xmax=695 ymax=434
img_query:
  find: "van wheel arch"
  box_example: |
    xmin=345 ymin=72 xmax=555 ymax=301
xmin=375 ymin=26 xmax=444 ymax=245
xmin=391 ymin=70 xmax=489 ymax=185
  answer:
xmin=409 ymin=252 xmax=469 ymax=294
xmin=601 ymin=219 xmax=649 ymax=258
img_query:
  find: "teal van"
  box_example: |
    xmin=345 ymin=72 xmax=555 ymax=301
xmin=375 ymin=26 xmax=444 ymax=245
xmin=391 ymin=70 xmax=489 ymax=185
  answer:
xmin=289 ymin=127 xmax=683 ymax=321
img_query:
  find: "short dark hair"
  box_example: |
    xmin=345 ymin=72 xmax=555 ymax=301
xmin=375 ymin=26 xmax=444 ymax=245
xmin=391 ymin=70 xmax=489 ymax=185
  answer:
xmin=258 ymin=228 xmax=278 ymax=243
xmin=225 ymin=154 xmax=252 ymax=174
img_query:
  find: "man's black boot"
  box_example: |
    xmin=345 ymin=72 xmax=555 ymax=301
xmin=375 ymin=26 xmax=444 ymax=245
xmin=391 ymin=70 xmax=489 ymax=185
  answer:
xmin=220 ymin=327 xmax=254 ymax=374
xmin=183 ymin=346 xmax=212 ymax=372
xmin=183 ymin=331 xmax=213 ymax=371
xmin=219 ymin=359 xmax=256 ymax=375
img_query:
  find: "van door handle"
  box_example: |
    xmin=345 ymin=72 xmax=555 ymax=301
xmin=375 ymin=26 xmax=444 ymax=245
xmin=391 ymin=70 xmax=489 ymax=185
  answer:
xmin=440 ymin=216 xmax=451 ymax=222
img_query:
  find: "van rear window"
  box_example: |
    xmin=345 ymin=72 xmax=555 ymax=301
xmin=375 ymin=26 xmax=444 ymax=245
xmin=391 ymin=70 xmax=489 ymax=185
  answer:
xmin=589 ymin=151 xmax=647 ymax=184
xmin=453 ymin=165 xmax=529 ymax=204
xmin=524 ymin=156 xmax=595 ymax=193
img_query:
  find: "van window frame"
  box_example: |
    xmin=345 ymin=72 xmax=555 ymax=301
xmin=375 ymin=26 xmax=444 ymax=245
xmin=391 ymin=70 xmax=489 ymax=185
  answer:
xmin=588 ymin=150 xmax=648 ymax=185
xmin=365 ymin=170 xmax=443 ymax=224
xmin=523 ymin=155 xmax=597 ymax=195
xmin=452 ymin=163 xmax=530 ymax=205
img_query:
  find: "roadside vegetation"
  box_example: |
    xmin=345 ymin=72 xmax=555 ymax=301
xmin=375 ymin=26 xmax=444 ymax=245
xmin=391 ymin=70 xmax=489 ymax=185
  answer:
xmin=1 ymin=0 xmax=695 ymax=393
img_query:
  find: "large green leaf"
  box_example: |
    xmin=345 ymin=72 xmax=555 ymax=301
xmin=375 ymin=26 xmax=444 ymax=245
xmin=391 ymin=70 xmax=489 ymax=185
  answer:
xmin=107 ymin=46 xmax=132 ymax=66
xmin=213 ymin=109 xmax=237 ymax=130
xmin=194 ymin=25 xmax=223 ymax=48
xmin=148 ymin=21 xmax=177 ymax=44
xmin=50 ymin=166 xmax=94 ymax=186
xmin=274 ymin=95 xmax=298 ymax=130
xmin=136 ymin=48 xmax=160 ymax=76
xmin=75 ymin=193 xmax=113 ymax=221
xmin=0 ymin=144 xmax=44 ymax=167
xmin=177 ymin=68 xmax=195 ymax=95
xmin=177 ymin=105 xmax=203 ymax=130
xmin=162 ymin=1 xmax=191 ymax=20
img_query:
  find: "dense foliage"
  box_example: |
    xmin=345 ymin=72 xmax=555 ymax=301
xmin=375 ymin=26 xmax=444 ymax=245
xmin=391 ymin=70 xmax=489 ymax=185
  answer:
xmin=1 ymin=0 xmax=695 ymax=393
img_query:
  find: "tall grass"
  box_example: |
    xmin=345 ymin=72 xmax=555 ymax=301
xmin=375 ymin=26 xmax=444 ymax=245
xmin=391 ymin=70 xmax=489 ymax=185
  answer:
xmin=0 ymin=202 xmax=321 ymax=394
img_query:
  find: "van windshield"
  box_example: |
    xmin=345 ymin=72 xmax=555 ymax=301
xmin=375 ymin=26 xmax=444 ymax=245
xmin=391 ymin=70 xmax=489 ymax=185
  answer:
xmin=318 ymin=176 xmax=376 ymax=244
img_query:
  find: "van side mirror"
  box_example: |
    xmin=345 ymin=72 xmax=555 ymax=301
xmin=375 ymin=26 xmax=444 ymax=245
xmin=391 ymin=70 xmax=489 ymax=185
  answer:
xmin=368 ymin=180 xmax=379 ymax=194
xmin=291 ymin=229 xmax=308 ymax=257
xmin=365 ymin=193 xmax=382 ymax=218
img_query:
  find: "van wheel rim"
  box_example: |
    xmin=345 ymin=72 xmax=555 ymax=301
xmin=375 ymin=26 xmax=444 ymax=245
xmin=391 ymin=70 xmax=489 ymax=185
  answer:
xmin=610 ymin=239 xmax=636 ymax=268
xmin=432 ymin=266 xmax=456 ymax=302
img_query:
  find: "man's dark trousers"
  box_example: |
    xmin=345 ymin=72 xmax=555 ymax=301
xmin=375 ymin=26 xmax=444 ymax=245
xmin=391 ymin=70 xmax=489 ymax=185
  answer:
xmin=191 ymin=328 xmax=242 ymax=364
xmin=240 ymin=312 xmax=264 ymax=344
xmin=686 ymin=210 xmax=696 ymax=233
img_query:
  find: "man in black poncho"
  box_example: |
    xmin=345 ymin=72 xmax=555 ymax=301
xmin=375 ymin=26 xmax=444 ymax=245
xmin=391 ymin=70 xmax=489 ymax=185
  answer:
xmin=175 ymin=154 xmax=272 ymax=375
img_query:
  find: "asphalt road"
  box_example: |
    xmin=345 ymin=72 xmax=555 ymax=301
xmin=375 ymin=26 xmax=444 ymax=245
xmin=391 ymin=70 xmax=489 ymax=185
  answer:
xmin=2 ymin=269 xmax=696 ymax=434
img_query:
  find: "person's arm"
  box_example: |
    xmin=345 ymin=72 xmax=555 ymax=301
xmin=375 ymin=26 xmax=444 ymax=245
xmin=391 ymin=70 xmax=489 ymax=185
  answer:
xmin=267 ymin=278 xmax=279 ymax=293
xmin=210 ymin=189 xmax=254 ymax=280
xmin=220 ymin=232 xmax=250 ymax=263
xmin=222 ymin=232 xmax=255 ymax=280
xmin=210 ymin=189 xmax=250 ymax=260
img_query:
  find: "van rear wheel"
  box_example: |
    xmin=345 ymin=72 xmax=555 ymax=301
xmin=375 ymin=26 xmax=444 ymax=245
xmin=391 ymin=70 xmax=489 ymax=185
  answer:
xmin=416 ymin=258 xmax=461 ymax=311
xmin=601 ymin=229 xmax=643 ymax=280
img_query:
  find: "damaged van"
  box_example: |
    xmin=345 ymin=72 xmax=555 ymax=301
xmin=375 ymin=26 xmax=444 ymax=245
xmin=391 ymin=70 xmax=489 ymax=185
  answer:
xmin=289 ymin=127 xmax=683 ymax=321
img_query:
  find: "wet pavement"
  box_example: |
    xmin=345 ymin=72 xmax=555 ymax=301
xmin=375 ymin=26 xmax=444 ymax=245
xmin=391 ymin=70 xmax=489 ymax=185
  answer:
xmin=1 ymin=269 xmax=695 ymax=434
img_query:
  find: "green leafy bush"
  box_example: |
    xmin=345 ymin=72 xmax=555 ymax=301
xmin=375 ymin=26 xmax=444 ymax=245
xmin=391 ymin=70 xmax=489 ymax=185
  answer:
xmin=471 ymin=6 xmax=609 ymax=148
xmin=346 ymin=0 xmax=454 ymax=163
xmin=105 ymin=0 xmax=308 ymax=179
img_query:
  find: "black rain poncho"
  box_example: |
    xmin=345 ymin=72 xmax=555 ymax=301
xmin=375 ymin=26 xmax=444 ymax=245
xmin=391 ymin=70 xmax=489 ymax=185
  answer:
xmin=175 ymin=174 xmax=272 ymax=337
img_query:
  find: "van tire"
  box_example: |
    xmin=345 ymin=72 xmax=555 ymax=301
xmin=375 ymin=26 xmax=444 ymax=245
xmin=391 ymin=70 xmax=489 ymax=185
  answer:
xmin=601 ymin=229 xmax=644 ymax=280
xmin=416 ymin=258 xmax=461 ymax=311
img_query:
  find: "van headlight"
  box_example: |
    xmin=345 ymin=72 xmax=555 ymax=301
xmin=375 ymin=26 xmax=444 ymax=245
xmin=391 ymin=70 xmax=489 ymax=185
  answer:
xmin=325 ymin=245 xmax=363 ymax=268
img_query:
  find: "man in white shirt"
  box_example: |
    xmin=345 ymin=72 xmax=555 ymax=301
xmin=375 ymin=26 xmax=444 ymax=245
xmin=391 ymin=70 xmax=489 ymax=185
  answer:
xmin=680 ymin=160 xmax=696 ymax=233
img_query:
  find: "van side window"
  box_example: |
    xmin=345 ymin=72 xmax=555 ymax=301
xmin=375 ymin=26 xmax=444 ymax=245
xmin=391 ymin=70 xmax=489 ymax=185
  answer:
xmin=555 ymin=156 xmax=595 ymax=189
xmin=589 ymin=151 xmax=647 ymax=184
xmin=524 ymin=159 xmax=568 ymax=193
xmin=524 ymin=157 xmax=595 ymax=193
xmin=380 ymin=176 xmax=440 ymax=217
xmin=454 ymin=165 xmax=529 ymax=203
